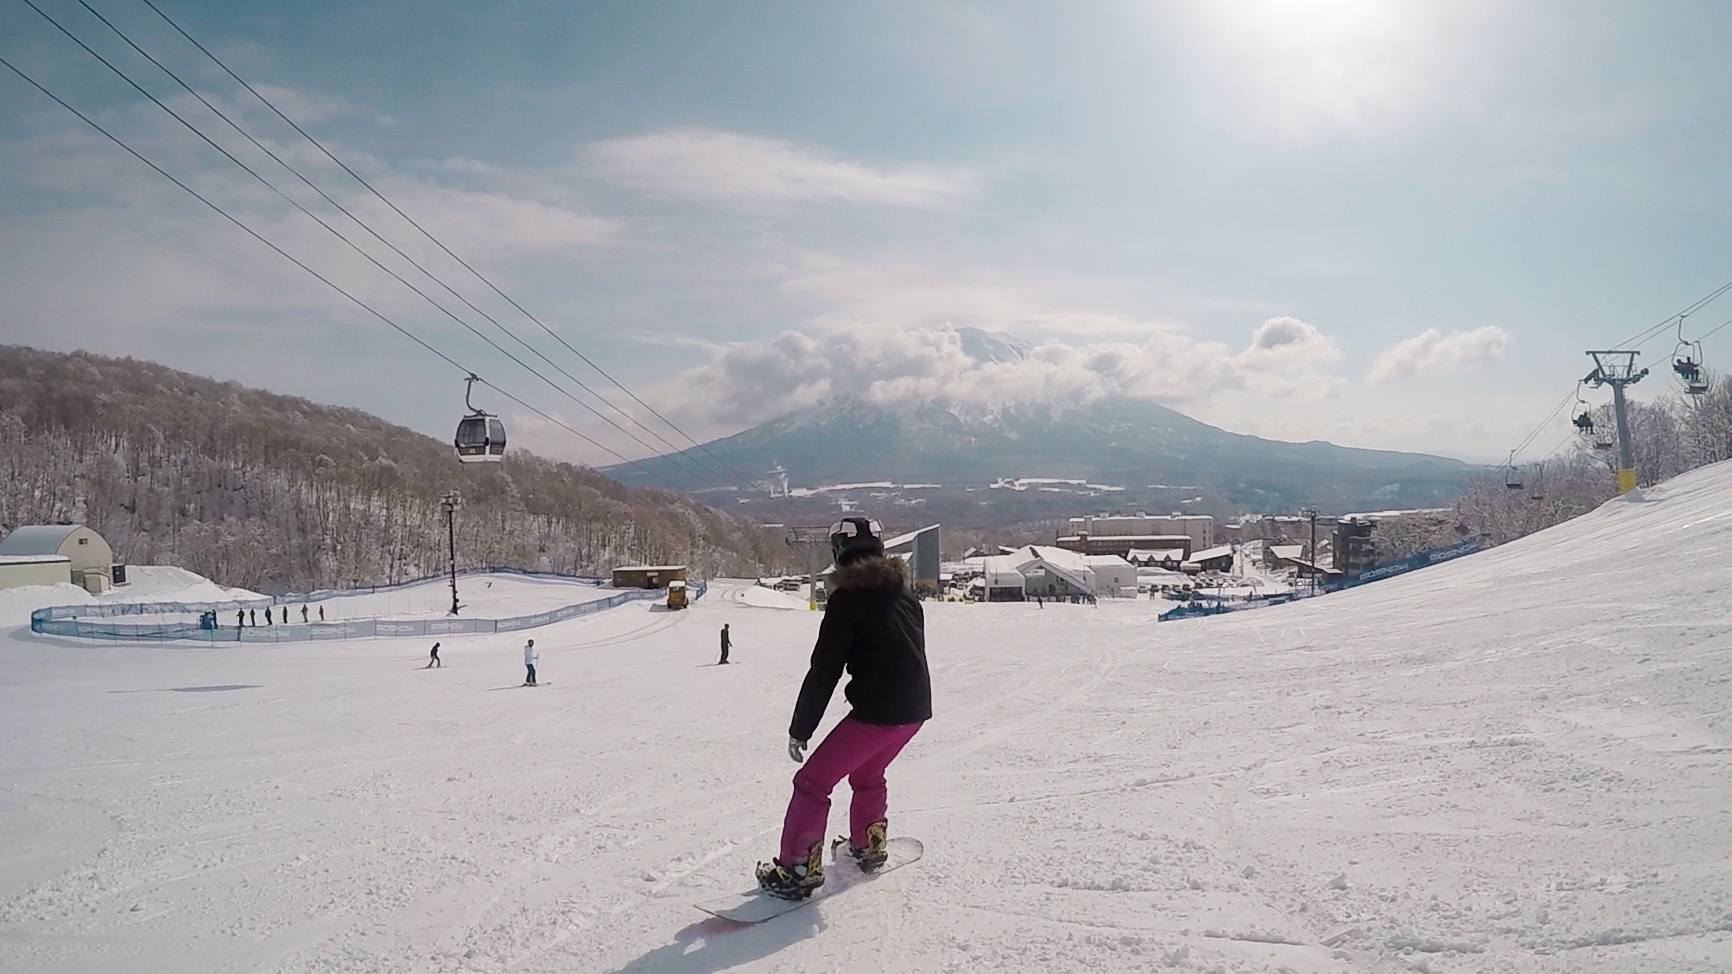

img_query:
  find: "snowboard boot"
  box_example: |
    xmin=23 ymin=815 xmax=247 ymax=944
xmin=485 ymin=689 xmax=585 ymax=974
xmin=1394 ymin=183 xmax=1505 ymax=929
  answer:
xmin=832 ymin=819 xmax=889 ymax=872
xmin=755 ymin=841 xmax=824 ymax=900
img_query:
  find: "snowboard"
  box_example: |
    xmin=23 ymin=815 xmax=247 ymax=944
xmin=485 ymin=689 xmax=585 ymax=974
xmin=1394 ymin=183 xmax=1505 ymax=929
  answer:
xmin=694 ymin=836 xmax=922 ymax=924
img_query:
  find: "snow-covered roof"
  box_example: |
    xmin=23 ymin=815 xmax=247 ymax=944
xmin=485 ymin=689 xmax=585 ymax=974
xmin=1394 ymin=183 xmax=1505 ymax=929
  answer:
xmin=1022 ymin=545 xmax=1090 ymax=572
xmin=882 ymin=524 xmax=940 ymax=550
xmin=0 ymin=553 xmax=70 ymax=565
xmin=0 ymin=525 xmax=84 ymax=556
xmin=1082 ymin=554 xmax=1133 ymax=568
xmin=1268 ymin=544 xmax=1305 ymax=560
xmin=1186 ymin=545 xmax=1235 ymax=563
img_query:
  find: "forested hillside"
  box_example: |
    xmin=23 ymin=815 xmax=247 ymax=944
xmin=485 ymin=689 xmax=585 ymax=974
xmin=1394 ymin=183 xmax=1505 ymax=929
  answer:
xmin=0 ymin=346 xmax=795 ymax=592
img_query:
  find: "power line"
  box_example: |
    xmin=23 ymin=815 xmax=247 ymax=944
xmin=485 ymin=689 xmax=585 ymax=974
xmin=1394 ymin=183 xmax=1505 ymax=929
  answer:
xmin=0 ymin=50 xmax=669 ymax=481
xmin=18 ymin=0 xmax=713 ymax=489
xmin=135 ymin=0 xmax=771 ymax=498
xmin=67 ymin=0 xmax=733 ymax=493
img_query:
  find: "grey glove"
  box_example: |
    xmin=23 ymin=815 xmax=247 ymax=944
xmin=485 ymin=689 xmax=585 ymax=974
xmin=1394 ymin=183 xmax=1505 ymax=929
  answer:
xmin=788 ymin=737 xmax=808 ymax=763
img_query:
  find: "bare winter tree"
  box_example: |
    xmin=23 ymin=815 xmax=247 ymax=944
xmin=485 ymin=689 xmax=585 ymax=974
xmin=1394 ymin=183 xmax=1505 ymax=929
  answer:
xmin=0 ymin=346 xmax=799 ymax=591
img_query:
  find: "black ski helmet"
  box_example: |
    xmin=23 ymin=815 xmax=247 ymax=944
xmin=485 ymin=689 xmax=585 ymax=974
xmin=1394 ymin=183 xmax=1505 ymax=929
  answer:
xmin=829 ymin=515 xmax=885 ymax=566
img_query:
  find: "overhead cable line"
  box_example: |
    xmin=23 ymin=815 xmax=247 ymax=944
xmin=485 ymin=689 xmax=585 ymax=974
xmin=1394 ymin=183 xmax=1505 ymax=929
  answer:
xmin=136 ymin=0 xmax=770 ymax=498
xmin=18 ymin=0 xmax=713 ymax=489
xmin=1506 ymin=276 xmax=1732 ymax=465
xmin=1613 ymin=277 xmax=1732 ymax=351
xmin=0 ymin=51 xmax=669 ymax=481
xmin=68 ymin=0 xmax=733 ymax=493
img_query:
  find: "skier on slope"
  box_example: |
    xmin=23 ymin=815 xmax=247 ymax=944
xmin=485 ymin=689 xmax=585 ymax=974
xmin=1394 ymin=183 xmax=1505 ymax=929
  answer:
xmin=522 ymin=639 xmax=538 ymax=686
xmin=754 ymin=515 xmax=932 ymax=900
xmin=718 ymin=623 xmax=731 ymax=665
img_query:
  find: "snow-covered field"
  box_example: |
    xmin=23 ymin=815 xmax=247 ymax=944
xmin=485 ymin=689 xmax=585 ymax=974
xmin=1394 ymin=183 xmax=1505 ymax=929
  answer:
xmin=302 ymin=573 xmax=617 ymax=621
xmin=3 ymin=462 xmax=1732 ymax=972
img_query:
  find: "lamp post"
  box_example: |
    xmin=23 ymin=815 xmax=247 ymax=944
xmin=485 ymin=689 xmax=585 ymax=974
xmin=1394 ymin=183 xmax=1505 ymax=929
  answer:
xmin=441 ymin=491 xmax=460 ymax=616
xmin=1300 ymin=507 xmax=1318 ymax=596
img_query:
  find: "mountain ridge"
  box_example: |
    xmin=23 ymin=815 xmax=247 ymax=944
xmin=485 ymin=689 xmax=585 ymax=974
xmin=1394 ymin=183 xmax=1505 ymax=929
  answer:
xmin=606 ymin=395 xmax=1479 ymax=520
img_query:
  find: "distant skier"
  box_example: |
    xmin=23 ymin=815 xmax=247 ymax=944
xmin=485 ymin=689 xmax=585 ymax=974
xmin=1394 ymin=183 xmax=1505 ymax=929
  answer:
xmin=265 ymin=606 xmax=273 ymax=625
xmin=249 ymin=608 xmax=257 ymax=626
xmin=523 ymin=639 xmax=538 ymax=686
xmin=718 ymin=624 xmax=731 ymax=665
xmin=236 ymin=609 xmax=244 ymax=628
xmin=301 ymin=604 xmax=309 ymax=623
xmin=427 ymin=642 xmax=442 ymax=668
xmin=754 ymin=515 xmax=932 ymax=900
xmin=319 ymin=605 xmax=325 ymax=621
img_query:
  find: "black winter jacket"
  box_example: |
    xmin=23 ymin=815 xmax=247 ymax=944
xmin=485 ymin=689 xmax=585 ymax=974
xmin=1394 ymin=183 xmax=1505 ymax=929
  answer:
xmin=789 ymin=555 xmax=932 ymax=742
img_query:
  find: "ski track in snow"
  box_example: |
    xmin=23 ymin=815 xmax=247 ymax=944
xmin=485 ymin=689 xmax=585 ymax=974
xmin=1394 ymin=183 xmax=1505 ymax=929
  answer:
xmin=4 ymin=467 xmax=1732 ymax=972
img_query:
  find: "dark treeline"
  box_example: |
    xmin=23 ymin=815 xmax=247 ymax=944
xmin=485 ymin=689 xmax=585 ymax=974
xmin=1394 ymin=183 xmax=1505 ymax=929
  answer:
xmin=0 ymin=346 xmax=798 ymax=592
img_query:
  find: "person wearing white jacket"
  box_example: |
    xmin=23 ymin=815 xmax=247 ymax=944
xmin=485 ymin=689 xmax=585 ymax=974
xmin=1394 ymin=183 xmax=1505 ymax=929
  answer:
xmin=522 ymin=639 xmax=538 ymax=686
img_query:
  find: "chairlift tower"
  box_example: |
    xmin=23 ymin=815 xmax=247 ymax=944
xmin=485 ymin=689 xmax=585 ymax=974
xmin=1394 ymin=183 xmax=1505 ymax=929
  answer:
xmin=1584 ymin=350 xmax=1648 ymax=495
xmin=785 ymin=527 xmax=828 ymax=610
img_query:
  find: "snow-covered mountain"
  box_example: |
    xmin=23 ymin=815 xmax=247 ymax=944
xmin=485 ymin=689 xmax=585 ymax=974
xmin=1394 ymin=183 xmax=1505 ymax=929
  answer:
xmin=607 ymin=395 xmax=1478 ymax=514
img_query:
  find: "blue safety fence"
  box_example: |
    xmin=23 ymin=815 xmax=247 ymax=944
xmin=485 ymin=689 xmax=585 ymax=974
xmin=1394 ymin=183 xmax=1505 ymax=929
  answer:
xmin=1324 ymin=539 xmax=1480 ymax=591
xmin=30 ymin=576 xmax=706 ymax=644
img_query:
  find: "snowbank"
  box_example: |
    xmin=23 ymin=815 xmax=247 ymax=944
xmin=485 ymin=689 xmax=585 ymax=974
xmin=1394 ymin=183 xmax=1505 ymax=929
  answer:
xmin=0 ymin=582 xmax=93 ymax=628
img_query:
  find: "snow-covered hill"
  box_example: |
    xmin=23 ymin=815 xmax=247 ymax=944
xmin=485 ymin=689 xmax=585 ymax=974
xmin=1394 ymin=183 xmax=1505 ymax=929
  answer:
xmin=2 ymin=462 xmax=1730 ymax=972
xmin=604 ymin=395 xmax=1479 ymax=515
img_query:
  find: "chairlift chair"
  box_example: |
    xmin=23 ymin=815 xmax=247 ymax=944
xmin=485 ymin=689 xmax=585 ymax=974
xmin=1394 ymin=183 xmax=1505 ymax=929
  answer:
xmin=1674 ymin=331 xmax=1711 ymax=395
xmin=454 ymin=374 xmax=506 ymax=463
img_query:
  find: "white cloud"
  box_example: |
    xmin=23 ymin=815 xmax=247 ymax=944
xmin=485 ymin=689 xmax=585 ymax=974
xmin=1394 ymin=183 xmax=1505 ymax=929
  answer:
xmin=1365 ymin=326 xmax=1509 ymax=385
xmin=649 ymin=317 xmax=1342 ymax=432
xmin=586 ymin=128 xmax=975 ymax=210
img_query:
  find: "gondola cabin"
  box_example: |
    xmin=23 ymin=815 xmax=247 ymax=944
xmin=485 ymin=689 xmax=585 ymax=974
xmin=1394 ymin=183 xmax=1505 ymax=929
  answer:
xmin=455 ymin=414 xmax=506 ymax=463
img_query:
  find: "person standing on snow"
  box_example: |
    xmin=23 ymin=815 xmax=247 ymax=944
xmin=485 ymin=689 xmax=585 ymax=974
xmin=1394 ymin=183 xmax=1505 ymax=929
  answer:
xmin=427 ymin=642 xmax=441 ymax=668
xmin=754 ymin=515 xmax=932 ymax=900
xmin=718 ymin=624 xmax=731 ymax=665
xmin=523 ymin=639 xmax=538 ymax=686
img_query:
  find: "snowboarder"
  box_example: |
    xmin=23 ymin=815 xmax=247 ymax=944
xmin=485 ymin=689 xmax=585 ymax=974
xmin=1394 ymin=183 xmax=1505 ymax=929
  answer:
xmin=427 ymin=642 xmax=441 ymax=668
xmin=523 ymin=639 xmax=538 ymax=686
xmin=754 ymin=515 xmax=932 ymax=900
xmin=718 ymin=624 xmax=731 ymax=665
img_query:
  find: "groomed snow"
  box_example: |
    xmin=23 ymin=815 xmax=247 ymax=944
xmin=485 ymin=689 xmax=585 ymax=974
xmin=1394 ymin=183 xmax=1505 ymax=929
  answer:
xmin=3 ymin=462 xmax=1732 ymax=972
xmin=303 ymin=572 xmax=617 ymax=621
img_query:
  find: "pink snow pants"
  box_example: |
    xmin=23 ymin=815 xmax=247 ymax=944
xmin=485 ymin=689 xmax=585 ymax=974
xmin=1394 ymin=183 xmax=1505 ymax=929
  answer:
xmin=779 ymin=715 xmax=923 ymax=865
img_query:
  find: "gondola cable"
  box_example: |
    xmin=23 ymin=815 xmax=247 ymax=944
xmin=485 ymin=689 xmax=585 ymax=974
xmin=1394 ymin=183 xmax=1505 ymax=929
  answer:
xmin=135 ymin=0 xmax=771 ymax=498
xmin=69 ymin=0 xmax=736 ymax=491
xmin=16 ymin=0 xmax=721 ymax=490
xmin=0 ymin=52 xmax=670 ymax=482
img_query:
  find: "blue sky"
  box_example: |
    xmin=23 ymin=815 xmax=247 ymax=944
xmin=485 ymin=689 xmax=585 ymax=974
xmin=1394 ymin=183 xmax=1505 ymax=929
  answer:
xmin=3 ymin=0 xmax=1730 ymax=468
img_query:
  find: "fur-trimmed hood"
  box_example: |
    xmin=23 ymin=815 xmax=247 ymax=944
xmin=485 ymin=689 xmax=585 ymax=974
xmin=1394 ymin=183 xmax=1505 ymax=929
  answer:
xmin=829 ymin=555 xmax=908 ymax=593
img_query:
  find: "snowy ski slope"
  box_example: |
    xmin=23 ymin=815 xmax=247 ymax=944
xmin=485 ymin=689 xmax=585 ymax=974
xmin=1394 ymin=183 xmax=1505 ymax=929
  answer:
xmin=2 ymin=462 xmax=1731 ymax=972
